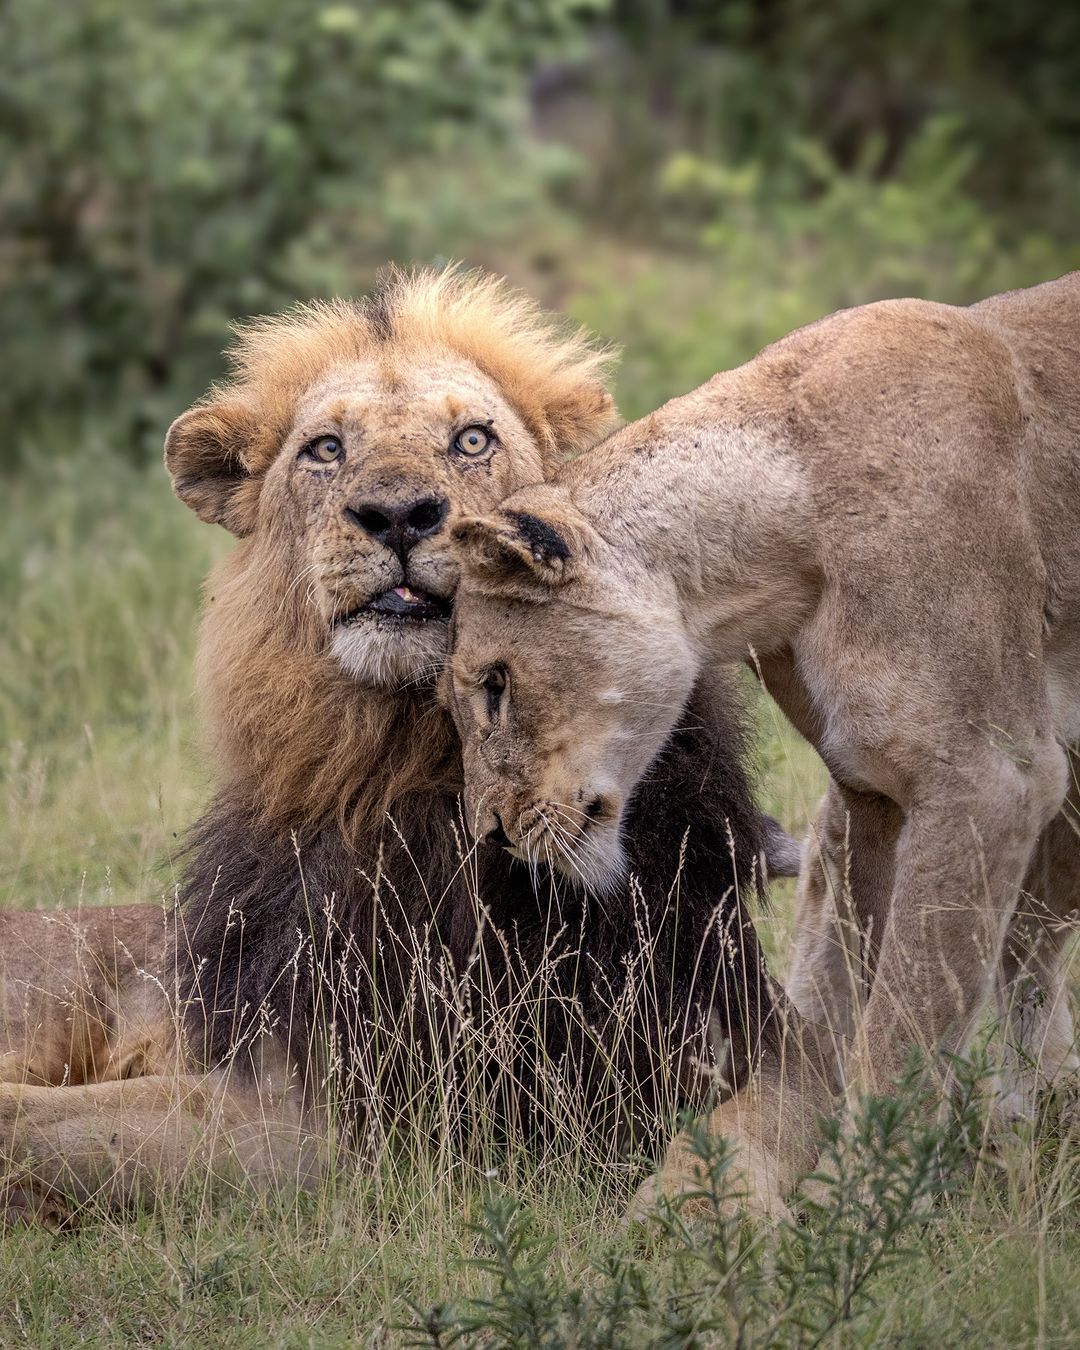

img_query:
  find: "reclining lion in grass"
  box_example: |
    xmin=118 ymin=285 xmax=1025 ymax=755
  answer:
xmin=0 ymin=268 xmax=797 ymax=1223
xmin=447 ymin=271 xmax=1080 ymax=1217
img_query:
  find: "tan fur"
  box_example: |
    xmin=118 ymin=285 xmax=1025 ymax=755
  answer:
xmin=0 ymin=1069 xmax=321 ymax=1226
xmin=449 ymin=272 xmax=1080 ymax=1215
xmin=790 ymin=764 xmax=1079 ymax=1127
xmin=2 ymin=267 xmax=618 ymax=1223
xmin=0 ymin=906 xmax=169 ymax=1088
xmin=168 ymin=266 xmax=615 ymax=522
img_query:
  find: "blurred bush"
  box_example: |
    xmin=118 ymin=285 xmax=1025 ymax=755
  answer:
xmin=586 ymin=0 xmax=1080 ymax=237
xmin=0 ymin=0 xmax=594 ymax=463
xmin=571 ymin=114 xmax=1078 ymax=421
xmin=2 ymin=0 xmax=1078 ymax=466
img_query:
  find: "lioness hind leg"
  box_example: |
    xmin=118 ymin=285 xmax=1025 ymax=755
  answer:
xmin=0 ymin=904 xmax=166 ymax=1088
xmin=0 ymin=1071 xmax=327 ymax=1221
xmin=994 ymin=794 xmax=1080 ymax=1124
xmin=1 ymin=1179 xmax=72 ymax=1229
xmin=786 ymin=785 xmax=860 ymax=1041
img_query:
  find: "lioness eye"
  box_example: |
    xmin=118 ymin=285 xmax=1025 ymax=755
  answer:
xmin=304 ymin=435 xmax=343 ymax=463
xmin=482 ymin=666 xmax=506 ymax=720
xmin=453 ymin=426 xmax=491 ymax=456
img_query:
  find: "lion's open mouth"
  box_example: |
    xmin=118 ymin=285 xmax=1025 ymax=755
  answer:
xmin=338 ymin=586 xmax=453 ymax=626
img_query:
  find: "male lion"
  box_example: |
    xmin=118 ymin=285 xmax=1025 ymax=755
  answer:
xmin=447 ymin=272 xmax=1080 ymax=1215
xmin=1 ymin=268 xmax=794 ymax=1222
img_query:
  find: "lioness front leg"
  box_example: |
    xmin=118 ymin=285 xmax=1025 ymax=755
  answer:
xmin=796 ymin=769 xmax=1079 ymax=1125
xmin=847 ymin=738 xmax=1068 ymax=1102
xmin=0 ymin=1071 xmax=326 ymax=1221
xmin=787 ymin=781 xmax=902 ymax=1070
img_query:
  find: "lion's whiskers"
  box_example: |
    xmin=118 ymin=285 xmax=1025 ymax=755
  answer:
xmin=276 ymin=561 xmax=323 ymax=619
xmin=399 ymin=655 xmax=447 ymax=691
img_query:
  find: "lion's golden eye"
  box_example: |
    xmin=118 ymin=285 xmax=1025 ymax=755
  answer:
xmin=305 ymin=435 xmax=343 ymax=464
xmin=453 ymin=426 xmax=491 ymax=456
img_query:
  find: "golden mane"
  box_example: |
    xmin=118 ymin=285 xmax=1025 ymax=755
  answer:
xmin=217 ymin=265 xmax=618 ymax=473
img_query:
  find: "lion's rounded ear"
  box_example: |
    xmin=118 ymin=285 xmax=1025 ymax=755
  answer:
xmin=541 ymin=383 xmax=618 ymax=459
xmin=164 ymin=401 xmax=260 ymax=536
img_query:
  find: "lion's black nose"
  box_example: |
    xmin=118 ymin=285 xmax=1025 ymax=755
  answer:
xmin=484 ymin=813 xmax=511 ymax=849
xmin=345 ymin=494 xmax=449 ymax=558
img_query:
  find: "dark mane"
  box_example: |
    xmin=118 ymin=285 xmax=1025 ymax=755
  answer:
xmin=174 ymin=675 xmax=779 ymax=1156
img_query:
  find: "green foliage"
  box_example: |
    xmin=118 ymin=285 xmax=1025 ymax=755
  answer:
xmin=569 ymin=117 xmax=1078 ymax=422
xmin=0 ymin=0 xmax=596 ymax=461
xmin=406 ymin=1058 xmax=990 ymax=1348
xmin=609 ymin=0 xmax=1080 ymax=233
xmin=664 ymin=115 xmax=1074 ymax=298
xmin=0 ymin=442 xmax=217 ymax=905
xmin=4 ymin=0 xmax=1078 ymax=467
xmin=0 ymin=435 xmax=212 ymax=746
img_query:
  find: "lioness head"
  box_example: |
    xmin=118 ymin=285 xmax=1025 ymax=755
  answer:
xmin=447 ymin=486 xmax=696 ymax=893
xmin=166 ymin=267 xmax=617 ymax=689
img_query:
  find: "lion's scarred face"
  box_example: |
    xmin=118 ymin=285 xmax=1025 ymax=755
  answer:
xmin=260 ymin=356 xmax=550 ymax=688
xmin=164 ymin=269 xmax=617 ymax=694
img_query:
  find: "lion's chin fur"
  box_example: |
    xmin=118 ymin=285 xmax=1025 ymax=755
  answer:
xmin=331 ymin=616 xmax=449 ymax=690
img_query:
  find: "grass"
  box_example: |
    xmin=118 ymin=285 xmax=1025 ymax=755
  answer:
xmin=1 ymin=1147 xmax=1077 ymax=1347
xmin=1 ymin=440 xmax=222 ymax=910
xmin=1 ymin=284 xmax=1078 ymax=1346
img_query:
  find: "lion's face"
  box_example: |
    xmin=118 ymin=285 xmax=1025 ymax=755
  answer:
xmin=256 ymin=355 xmax=548 ymax=688
xmin=446 ymin=489 xmax=697 ymax=894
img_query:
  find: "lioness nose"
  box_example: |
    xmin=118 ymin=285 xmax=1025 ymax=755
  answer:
xmin=345 ymin=494 xmax=449 ymax=557
xmin=484 ymin=813 xmax=511 ymax=849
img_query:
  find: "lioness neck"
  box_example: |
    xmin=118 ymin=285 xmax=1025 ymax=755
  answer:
xmin=564 ymin=371 xmax=819 ymax=663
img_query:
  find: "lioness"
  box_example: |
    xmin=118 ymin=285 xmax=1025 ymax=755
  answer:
xmin=447 ymin=272 xmax=1080 ymax=1214
xmin=1 ymin=267 xmax=794 ymax=1222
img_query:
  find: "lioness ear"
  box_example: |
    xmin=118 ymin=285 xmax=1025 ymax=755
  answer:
xmin=452 ymin=504 xmax=586 ymax=592
xmin=164 ymin=401 xmax=261 ymax=536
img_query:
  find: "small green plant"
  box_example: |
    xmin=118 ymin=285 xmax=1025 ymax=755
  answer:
xmin=406 ymin=1056 xmax=988 ymax=1348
